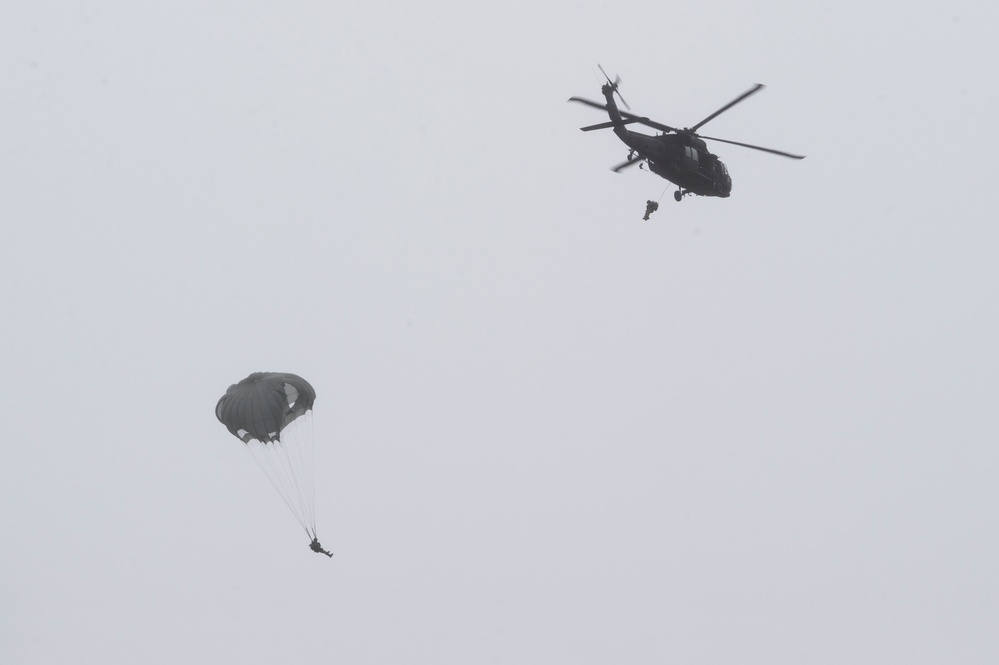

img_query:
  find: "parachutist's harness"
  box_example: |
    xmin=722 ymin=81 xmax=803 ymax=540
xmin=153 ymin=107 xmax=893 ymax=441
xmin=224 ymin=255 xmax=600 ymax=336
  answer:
xmin=309 ymin=537 xmax=333 ymax=558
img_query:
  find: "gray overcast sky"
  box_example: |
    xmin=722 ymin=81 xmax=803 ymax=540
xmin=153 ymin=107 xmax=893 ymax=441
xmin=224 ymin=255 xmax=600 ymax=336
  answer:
xmin=3 ymin=1 xmax=998 ymax=663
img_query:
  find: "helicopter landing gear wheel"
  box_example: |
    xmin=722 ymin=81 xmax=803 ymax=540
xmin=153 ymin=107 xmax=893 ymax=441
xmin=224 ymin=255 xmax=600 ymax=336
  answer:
xmin=674 ymin=189 xmax=683 ymax=202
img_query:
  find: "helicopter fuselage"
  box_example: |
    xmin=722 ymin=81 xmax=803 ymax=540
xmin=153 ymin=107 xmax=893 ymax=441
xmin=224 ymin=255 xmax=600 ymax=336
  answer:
xmin=570 ymin=74 xmax=803 ymax=201
xmin=617 ymin=129 xmax=732 ymax=198
xmin=602 ymin=86 xmax=732 ymax=198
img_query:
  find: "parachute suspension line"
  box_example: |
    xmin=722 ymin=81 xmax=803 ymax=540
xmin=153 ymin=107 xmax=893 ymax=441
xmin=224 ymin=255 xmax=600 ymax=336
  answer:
xmin=246 ymin=439 xmax=308 ymax=533
xmin=285 ymin=409 xmax=316 ymax=534
xmin=288 ymin=410 xmax=316 ymax=533
xmin=244 ymin=411 xmax=317 ymax=536
xmin=309 ymin=411 xmax=317 ymax=537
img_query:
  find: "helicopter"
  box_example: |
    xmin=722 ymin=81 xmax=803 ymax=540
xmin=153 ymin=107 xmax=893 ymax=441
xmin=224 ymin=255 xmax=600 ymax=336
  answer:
xmin=569 ymin=66 xmax=804 ymax=202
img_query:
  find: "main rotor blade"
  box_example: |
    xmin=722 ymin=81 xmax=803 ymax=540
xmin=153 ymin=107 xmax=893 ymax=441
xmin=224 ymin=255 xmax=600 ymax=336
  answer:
xmin=624 ymin=115 xmax=677 ymax=134
xmin=580 ymin=118 xmax=644 ymax=132
xmin=690 ymin=83 xmax=764 ymax=132
xmin=611 ymin=157 xmax=645 ymax=173
xmin=697 ymin=134 xmax=806 ymax=159
xmin=568 ymin=96 xmax=677 ymax=133
xmin=568 ymin=96 xmax=609 ymax=111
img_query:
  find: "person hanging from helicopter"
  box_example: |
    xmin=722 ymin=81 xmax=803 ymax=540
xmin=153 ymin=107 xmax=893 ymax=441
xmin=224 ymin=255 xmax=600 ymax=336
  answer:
xmin=643 ymin=199 xmax=659 ymax=220
xmin=310 ymin=537 xmax=333 ymax=557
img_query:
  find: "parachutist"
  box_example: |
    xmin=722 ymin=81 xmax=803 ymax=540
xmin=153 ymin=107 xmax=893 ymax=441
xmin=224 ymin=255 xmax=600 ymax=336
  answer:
xmin=643 ymin=200 xmax=659 ymax=220
xmin=217 ymin=372 xmax=325 ymax=557
xmin=310 ymin=537 xmax=333 ymax=558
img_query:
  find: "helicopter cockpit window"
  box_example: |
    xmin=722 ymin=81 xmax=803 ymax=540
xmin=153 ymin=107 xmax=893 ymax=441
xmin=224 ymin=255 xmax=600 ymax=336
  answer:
xmin=685 ymin=146 xmax=699 ymax=162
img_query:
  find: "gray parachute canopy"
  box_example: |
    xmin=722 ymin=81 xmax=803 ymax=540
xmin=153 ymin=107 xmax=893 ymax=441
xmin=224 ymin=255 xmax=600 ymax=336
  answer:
xmin=215 ymin=372 xmax=316 ymax=444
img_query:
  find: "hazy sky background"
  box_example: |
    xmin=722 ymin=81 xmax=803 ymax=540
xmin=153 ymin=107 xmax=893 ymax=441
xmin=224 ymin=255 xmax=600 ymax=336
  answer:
xmin=3 ymin=1 xmax=998 ymax=663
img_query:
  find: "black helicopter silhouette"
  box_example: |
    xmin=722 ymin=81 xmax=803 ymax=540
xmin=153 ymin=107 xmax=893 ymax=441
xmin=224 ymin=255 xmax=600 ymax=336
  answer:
xmin=569 ymin=66 xmax=804 ymax=202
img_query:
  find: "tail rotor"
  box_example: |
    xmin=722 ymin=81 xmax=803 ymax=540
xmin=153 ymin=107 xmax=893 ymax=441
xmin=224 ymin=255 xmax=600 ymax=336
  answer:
xmin=597 ymin=64 xmax=630 ymax=110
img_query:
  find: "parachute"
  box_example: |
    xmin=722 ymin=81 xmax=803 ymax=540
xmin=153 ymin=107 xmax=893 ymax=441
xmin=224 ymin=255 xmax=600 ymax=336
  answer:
xmin=216 ymin=372 xmax=329 ymax=553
